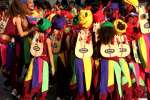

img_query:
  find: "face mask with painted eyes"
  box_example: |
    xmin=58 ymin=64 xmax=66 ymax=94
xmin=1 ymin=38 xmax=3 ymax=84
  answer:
xmin=30 ymin=32 xmax=44 ymax=57
xmin=78 ymin=9 xmax=93 ymax=28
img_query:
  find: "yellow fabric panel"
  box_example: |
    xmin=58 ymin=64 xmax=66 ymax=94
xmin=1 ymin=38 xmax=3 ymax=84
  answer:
xmin=139 ymin=36 xmax=147 ymax=67
xmin=83 ymin=57 xmax=92 ymax=91
xmin=25 ymin=59 xmax=34 ymax=81
xmin=108 ymin=60 xmax=115 ymax=87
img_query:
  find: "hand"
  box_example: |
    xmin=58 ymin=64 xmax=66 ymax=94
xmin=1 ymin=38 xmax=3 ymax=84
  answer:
xmin=51 ymin=67 xmax=55 ymax=76
xmin=31 ymin=26 xmax=39 ymax=31
xmin=28 ymin=26 xmax=38 ymax=34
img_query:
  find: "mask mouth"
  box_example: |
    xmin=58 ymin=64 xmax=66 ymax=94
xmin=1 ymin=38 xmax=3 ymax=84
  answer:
xmin=140 ymin=14 xmax=147 ymax=20
xmin=33 ymin=45 xmax=40 ymax=51
xmin=144 ymin=22 xmax=150 ymax=28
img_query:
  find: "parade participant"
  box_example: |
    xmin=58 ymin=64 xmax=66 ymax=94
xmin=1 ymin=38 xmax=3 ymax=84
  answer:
xmin=0 ymin=5 xmax=11 ymax=91
xmin=1 ymin=0 xmax=150 ymax=99
xmin=66 ymin=14 xmax=80 ymax=99
xmin=50 ymin=14 xmax=72 ymax=99
xmin=98 ymin=19 xmax=132 ymax=100
xmin=138 ymin=2 xmax=150 ymax=99
xmin=4 ymin=0 xmax=35 ymax=97
xmin=113 ymin=19 xmax=132 ymax=100
xmin=92 ymin=3 xmax=105 ymax=98
xmin=98 ymin=21 xmax=117 ymax=100
xmin=22 ymin=18 xmax=55 ymax=100
xmin=0 ymin=7 xmax=9 ymax=72
xmin=74 ymin=7 xmax=93 ymax=100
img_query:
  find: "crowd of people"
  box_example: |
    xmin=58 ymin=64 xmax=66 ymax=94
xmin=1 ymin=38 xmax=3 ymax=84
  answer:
xmin=0 ymin=0 xmax=150 ymax=100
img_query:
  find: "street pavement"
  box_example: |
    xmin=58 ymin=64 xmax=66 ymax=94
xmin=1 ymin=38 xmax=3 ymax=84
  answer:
xmin=0 ymin=72 xmax=17 ymax=100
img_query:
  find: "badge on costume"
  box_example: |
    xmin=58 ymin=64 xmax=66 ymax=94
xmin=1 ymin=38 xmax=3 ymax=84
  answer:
xmin=100 ymin=41 xmax=118 ymax=58
xmin=115 ymin=35 xmax=130 ymax=57
xmin=30 ymin=32 xmax=44 ymax=57
xmin=75 ymin=30 xmax=93 ymax=58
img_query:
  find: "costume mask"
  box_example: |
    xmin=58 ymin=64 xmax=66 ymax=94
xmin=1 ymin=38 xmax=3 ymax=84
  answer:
xmin=78 ymin=9 xmax=93 ymax=29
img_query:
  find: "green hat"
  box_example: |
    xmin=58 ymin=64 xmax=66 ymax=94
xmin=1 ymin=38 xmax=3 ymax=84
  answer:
xmin=38 ymin=18 xmax=52 ymax=32
xmin=101 ymin=22 xmax=114 ymax=28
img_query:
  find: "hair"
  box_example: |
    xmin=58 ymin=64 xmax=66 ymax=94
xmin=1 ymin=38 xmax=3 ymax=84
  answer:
xmin=34 ymin=0 xmax=51 ymax=10
xmin=6 ymin=0 xmax=30 ymax=18
xmin=98 ymin=26 xmax=115 ymax=44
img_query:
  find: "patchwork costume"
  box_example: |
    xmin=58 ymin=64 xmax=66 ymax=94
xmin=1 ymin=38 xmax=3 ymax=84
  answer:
xmin=22 ymin=18 xmax=52 ymax=100
xmin=74 ymin=8 xmax=93 ymax=100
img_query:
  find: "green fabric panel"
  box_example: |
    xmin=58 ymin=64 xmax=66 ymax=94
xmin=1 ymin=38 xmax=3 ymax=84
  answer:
xmin=140 ymin=79 xmax=145 ymax=86
xmin=140 ymin=78 xmax=145 ymax=86
xmin=70 ymin=51 xmax=76 ymax=84
xmin=114 ymin=61 xmax=122 ymax=97
xmin=23 ymin=37 xmax=31 ymax=64
xmin=42 ymin=61 xmax=49 ymax=92
xmin=132 ymin=78 xmax=136 ymax=83
xmin=54 ymin=54 xmax=58 ymax=67
xmin=129 ymin=63 xmax=137 ymax=84
xmin=122 ymin=76 xmax=128 ymax=85
xmin=119 ymin=58 xmax=132 ymax=87
xmin=129 ymin=63 xmax=136 ymax=76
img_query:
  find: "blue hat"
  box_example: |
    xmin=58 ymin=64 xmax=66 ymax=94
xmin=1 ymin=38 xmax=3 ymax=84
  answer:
xmin=52 ymin=15 xmax=66 ymax=30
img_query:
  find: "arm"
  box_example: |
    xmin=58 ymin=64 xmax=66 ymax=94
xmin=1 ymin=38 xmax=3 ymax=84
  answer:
xmin=15 ymin=16 xmax=33 ymax=37
xmin=46 ymin=38 xmax=55 ymax=76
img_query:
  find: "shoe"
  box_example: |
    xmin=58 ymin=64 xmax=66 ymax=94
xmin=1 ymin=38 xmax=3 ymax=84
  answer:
xmin=11 ymin=89 xmax=17 ymax=96
xmin=56 ymin=97 xmax=62 ymax=100
xmin=17 ymin=95 xmax=21 ymax=99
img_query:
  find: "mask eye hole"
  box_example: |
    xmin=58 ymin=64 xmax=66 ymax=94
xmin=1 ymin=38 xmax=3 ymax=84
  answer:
xmin=85 ymin=12 xmax=88 ymax=17
xmin=36 ymin=39 xmax=38 ymax=42
xmin=141 ymin=14 xmax=147 ymax=19
xmin=39 ymin=40 xmax=41 ymax=43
